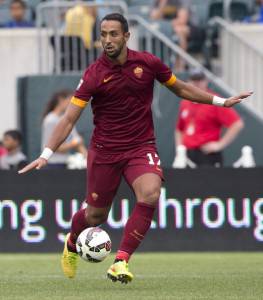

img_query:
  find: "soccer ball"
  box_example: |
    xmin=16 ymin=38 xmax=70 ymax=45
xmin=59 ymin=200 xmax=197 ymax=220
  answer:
xmin=76 ymin=227 xmax=111 ymax=263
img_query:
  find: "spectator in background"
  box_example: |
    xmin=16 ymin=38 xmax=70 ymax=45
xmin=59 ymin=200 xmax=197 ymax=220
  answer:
xmin=173 ymin=69 xmax=244 ymax=167
xmin=4 ymin=0 xmax=34 ymax=28
xmin=0 ymin=130 xmax=27 ymax=170
xmin=150 ymin=0 xmax=197 ymax=71
xmin=0 ymin=141 xmax=7 ymax=158
xmin=244 ymin=0 xmax=263 ymax=23
xmin=65 ymin=4 xmax=96 ymax=49
xmin=150 ymin=0 xmax=177 ymax=20
xmin=95 ymin=0 xmax=114 ymax=21
xmin=42 ymin=89 xmax=87 ymax=169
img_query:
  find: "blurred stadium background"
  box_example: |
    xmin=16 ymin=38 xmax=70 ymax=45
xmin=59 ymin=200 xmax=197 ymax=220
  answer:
xmin=0 ymin=1 xmax=263 ymax=299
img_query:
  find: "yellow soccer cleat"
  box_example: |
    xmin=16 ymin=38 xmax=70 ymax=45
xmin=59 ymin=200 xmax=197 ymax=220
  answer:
xmin=61 ymin=233 xmax=79 ymax=279
xmin=107 ymin=260 xmax=134 ymax=284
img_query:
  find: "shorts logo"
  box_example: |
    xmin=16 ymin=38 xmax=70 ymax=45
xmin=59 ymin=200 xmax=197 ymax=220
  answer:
xmin=91 ymin=192 xmax=98 ymax=201
xmin=103 ymin=75 xmax=113 ymax=83
xmin=134 ymin=66 xmax=143 ymax=78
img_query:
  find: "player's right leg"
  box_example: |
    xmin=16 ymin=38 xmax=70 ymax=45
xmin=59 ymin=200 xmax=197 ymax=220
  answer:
xmin=61 ymin=233 xmax=78 ymax=279
xmin=61 ymin=148 xmax=123 ymax=278
xmin=61 ymin=205 xmax=110 ymax=279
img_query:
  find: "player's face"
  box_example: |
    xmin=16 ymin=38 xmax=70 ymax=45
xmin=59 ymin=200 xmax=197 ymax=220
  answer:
xmin=100 ymin=20 xmax=130 ymax=59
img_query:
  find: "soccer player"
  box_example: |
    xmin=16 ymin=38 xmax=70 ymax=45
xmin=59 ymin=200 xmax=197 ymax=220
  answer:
xmin=19 ymin=13 xmax=252 ymax=283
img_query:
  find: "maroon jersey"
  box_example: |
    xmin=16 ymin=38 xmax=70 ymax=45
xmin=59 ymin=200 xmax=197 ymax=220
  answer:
xmin=73 ymin=48 xmax=176 ymax=152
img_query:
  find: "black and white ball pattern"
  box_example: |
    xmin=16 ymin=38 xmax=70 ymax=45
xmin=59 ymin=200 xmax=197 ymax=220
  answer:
xmin=76 ymin=227 xmax=111 ymax=263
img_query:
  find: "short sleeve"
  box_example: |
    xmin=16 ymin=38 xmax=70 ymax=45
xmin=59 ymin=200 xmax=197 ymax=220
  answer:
xmin=216 ymin=107 xmax=241 ymax=127
xmin=145 ymin=52 xmax=176 ymax=86
xmin=72 ymin=65 xmax=96 ymax=108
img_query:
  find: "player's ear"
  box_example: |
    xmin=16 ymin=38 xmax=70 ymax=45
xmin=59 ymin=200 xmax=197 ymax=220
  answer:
xmin=124 ymin=31 xmax=130 ymax=42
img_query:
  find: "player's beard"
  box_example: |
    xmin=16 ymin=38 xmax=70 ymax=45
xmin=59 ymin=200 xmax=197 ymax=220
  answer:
xmin=104 ymin=41 xmax=125 ymax=59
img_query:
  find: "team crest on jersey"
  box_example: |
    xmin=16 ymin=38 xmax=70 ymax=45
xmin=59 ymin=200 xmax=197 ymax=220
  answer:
xmin=134 ymin=66 xmax=143 ymax=78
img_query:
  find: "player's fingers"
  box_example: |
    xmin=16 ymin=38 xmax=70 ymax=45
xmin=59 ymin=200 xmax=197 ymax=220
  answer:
xmin=228 ymin=91 xmax=253 ymax=105
xmin=18 ymin=161 xmax=38 ymax=174
xmin=232 ymin=91 xmax=253 ymax=101
xmin=239 ymin=91 xmax=253 ymax=99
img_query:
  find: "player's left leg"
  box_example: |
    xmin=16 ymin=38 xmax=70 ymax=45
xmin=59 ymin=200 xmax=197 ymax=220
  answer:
xmin=107 ymin=147 xmax=163 ymax=283
xmin=62 ymin=205 xmax=111 ymax=279
xmin=107 ymin=173 xmax=161 ymax=283
xmin=118 ymin=173 xmax=161 ymax=260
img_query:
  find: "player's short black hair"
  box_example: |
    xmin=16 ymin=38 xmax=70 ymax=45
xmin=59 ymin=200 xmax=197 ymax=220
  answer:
xmin=10 ymin=0 xmax=27 ymax=9
xmin=101 ymin=13 xmax=129 ymax=33
xmin=4 ymin=130 xmax=23 ymax=144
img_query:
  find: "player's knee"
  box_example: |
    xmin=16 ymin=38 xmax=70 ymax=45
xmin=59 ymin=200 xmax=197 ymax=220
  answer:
xmin=88 ymin=213 xmax=108 ymax=226
xmin=86 ymin=209 xmax=108 ymax=226
xmin=140 ymin=186 xmax=160 ymax=205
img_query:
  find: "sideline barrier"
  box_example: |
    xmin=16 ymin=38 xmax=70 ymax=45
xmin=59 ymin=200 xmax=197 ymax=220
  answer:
xmin=0 ymin=169 xmax=262 ymax=252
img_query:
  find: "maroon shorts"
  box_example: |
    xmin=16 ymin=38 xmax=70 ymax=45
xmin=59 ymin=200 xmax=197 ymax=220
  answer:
xmin=86 ymin=144 xmax=163 ymax=208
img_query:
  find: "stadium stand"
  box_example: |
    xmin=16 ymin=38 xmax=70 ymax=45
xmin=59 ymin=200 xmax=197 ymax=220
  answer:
xmin=49 ymin=35 xmax=88 ymax=72
xmin=126 ymin=0 xmax=153 ymax=6
xmin=1 ymin=0 xmax=263 ymax=162
xmin=208 ymin=0 xmax=251 ymax=21
xmin=204 ymin=0 xmax=256 ymax=68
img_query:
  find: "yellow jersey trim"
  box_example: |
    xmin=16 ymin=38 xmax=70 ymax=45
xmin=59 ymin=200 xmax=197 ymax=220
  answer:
xmin=70 ymin=96 xmax=88 ymax=108
xmin=164 ymin=74 xmax=177 ymax=86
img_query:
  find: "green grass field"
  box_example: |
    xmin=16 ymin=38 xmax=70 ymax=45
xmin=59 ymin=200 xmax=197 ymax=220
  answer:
xmin=0 ymin=253 xmax=262 ymax=300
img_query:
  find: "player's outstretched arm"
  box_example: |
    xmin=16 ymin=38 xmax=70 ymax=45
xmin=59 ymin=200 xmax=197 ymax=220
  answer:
xmin=18 ymin=103 xmax=84 ymax=174
xmin=167 ymin=78 xmax=253 ymax=107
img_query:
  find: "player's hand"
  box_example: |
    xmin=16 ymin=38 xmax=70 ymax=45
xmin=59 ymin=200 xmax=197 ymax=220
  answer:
xmin=224 ymin=91 xmax=253 ymax=107
xmin=18 ymin=157 xmax=47 ymax=174
xmin=201 ymin=141 xmax=222 ymax=154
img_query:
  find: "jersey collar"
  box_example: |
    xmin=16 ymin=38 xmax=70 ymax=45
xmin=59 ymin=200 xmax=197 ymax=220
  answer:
xmin=101 ymin=48 xmax=134 ymax=69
